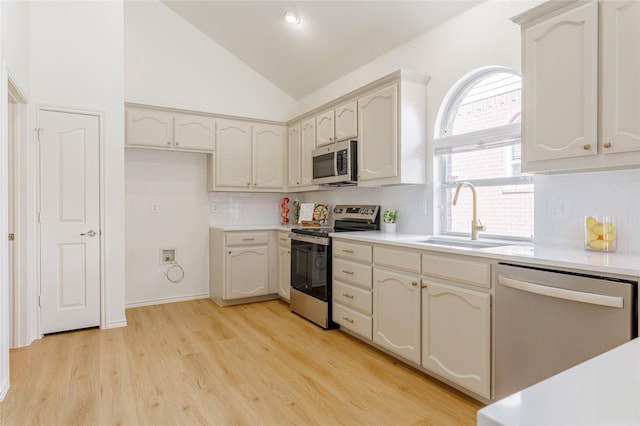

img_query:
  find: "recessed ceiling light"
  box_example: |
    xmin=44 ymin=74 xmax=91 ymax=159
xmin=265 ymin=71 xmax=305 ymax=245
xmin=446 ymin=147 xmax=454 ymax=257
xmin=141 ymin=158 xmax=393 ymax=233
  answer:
xmin=284 ymin=11 xmax=300 ymax=25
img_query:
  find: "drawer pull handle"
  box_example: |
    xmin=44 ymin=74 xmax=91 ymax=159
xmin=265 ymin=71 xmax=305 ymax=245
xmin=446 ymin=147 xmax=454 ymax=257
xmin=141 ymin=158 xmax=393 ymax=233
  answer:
xmin=342 ymin=249 xmax=354 ymax=253
xmin=342 ymin=270 xmax=354 ymax=275
xmin=342 ymin=316 xmax=354 ymax=324
xmin=279 ymin=238 xmax=287 ymax=242
xmin=242 ymin=238 xmax=255 ymax=241
xmin=342 ymin=293 xmax=354 ymax=299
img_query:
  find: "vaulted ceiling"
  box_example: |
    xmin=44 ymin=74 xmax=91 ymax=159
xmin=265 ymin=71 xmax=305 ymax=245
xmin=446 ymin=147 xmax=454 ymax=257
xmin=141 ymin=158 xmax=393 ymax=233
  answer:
xmin=162 ymin=1 xmax=482 ymax=100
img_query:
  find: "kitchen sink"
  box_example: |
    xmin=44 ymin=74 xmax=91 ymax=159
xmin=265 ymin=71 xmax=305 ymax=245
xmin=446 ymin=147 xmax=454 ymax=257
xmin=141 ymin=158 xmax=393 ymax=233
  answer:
xmin=412 ymin=237 xmax=514 ymax=249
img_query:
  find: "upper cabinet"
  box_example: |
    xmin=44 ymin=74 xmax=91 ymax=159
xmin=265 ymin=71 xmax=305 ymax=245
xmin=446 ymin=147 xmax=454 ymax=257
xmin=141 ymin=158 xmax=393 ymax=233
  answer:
xmin=287 ymin=118 xmax=317 ymax=191
xmin=512 ymin=0 xmax=640 ymax=173
xmin=209 ymin=120 xmax=285 ymax=192
xmin=316 ymin=100 xmax=358 ymax=146
xmin=287 ymin=124 xmax=302 ymax=188
xmin=125 ymin=106 xmax=215 ymax=153
xmin=357 ymin=73 xmax=429 ymax=186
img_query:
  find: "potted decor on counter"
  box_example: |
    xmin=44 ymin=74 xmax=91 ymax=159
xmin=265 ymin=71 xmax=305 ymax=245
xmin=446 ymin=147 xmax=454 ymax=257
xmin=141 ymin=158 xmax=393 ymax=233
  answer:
xmin=382 ymin=209 xmax=399 ymax=233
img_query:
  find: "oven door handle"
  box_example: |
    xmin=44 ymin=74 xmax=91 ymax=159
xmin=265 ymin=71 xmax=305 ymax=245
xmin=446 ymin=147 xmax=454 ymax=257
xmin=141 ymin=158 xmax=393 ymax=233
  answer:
xmin=290 ymin=233 xmax=331 ymax=246
xmin=498 ymin=276 xmax=624 ymax=309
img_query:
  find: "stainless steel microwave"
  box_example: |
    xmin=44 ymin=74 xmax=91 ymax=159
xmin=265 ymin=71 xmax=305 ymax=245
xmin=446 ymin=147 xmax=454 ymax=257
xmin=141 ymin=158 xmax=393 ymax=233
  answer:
xmin=312 ymin=140 xmax=357 ymax=186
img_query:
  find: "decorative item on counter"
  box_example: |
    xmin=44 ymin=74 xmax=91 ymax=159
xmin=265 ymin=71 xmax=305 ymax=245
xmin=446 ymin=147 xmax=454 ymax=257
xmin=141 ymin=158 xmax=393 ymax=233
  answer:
xmin=585 ymin=215 xmax=617 ymax=252
xmin=292 ymin=200 xmax=301 ymax=224
xmin=382 ymin=209 xmax=399 ymax=233
xmin=299 ymin=202 xmax=329 ymax=227
xmin=280 ymin=197 xmax=290 ymax=224
xmin=313 ymin=203 xmax=329 ymax=224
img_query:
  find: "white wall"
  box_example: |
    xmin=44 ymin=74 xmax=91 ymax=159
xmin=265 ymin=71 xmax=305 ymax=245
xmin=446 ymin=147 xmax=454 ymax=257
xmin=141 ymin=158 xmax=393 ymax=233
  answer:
xmin=124 ymin=0 xmax=296 ymax=122
xmin=30 ymin=1 xmax=126 ymax=328
xmin=125 ymin=150 xmax=210 ymax=306
xmin=1 ymin=0 xmax=30 ymax=98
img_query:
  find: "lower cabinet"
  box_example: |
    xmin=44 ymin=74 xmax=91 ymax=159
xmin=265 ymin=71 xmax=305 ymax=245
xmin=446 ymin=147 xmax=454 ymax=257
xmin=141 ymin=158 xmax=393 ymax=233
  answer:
xmin=226 ymin=246 xmax=269 ymax=299
xmin=373 ymin=268 xmax=421 ymax=364
xmin=210 ymin=228 xmax=277 ymax=305
xmin=277 ymin=232 xmax=291 ymax=300
xmin=421 ymin=280 xmax=491 ymax=399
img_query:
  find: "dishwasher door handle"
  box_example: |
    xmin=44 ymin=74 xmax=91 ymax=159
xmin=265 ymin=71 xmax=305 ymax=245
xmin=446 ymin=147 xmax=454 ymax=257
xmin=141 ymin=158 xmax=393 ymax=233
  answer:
xmin=498 ymin=276 xmax=624 ymax=309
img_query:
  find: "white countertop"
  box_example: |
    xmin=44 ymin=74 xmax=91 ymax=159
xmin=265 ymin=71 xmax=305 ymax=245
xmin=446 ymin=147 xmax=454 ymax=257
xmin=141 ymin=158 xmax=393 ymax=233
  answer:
xmin=210 ymin=225 xmax=640 ymax=277
xmin=331 ymin=231 xmax=640 ymax=277
xmin=477 ymin=338 xmax=640 ymax=426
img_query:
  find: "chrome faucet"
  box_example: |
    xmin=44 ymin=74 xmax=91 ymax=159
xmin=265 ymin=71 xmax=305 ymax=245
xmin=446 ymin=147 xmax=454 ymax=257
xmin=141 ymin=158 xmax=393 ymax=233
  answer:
xmin=452 ymin=182 xmax=486 ymax=240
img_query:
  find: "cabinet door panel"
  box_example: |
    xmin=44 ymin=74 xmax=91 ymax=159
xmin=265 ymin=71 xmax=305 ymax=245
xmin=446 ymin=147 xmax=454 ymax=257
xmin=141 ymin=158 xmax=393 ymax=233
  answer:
xmin=254 ymin=124 xmax=285 ymax=189
xmin=287 ymin=125 xmax=301 ymax=188
xmin=216 ymin=120 xmax=252 ymax=188
xmin=226 ymin=247 xmax=269 ymax=299
xmin=125 ymin=109 xmax=174 ymax=148
xmin=358 ymin=85 xmax=398 ymax=181
xmin=335 ymin=100 xmax=357 ymax=141
xmin=522 ymin=1 xmax=598 ymax=162
xmin=301 ymin=118 xmax=316 ymax=186
xmin=278 ymin=246 xmax=291 ymax=300
xmin=174 ymin=114 xmax=215 ymax=152
xmin=422 ymin=280 xmax=490 ymax=398
xmin=601 ymin=0 xmax=640 ymax=154
xmin=373 ymin=268 xmax=420 ymax=363
xmin=316 ymin=110 xmax=335 ymax=146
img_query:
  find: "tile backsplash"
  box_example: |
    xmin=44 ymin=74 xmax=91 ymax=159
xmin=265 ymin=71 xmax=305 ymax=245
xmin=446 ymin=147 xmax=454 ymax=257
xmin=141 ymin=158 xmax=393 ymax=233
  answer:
xmin=209 ymin=169 xmax=640 ymax=253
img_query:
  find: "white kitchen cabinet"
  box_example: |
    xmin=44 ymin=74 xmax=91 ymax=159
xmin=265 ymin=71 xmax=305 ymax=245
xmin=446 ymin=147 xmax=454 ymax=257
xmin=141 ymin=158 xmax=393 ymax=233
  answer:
xmin=253 ymin=124 xmax=285 ymax=189
xmin=513 ymin=0 xmax=640 ymax=172
xmin=287 ymin=118 xmax=317 ymax=190
xmin=287 ymin=124 xmax=301 ymax=188
xmin=421 ymin=280 xmax=490 ymax=399
xmin=277 ymin=231 xmax=291 ymax=300
xmin=125 ymin=107 xmax=215 ymax=153
xmin=373 ymin=267 xmax=421 ymax=364
xmin=357 ymin=74 xmax=428 ymax=185
xmin=316 ymin=109 xmax=335 ymax=146
xmin=600 ymin=0 xmax=640 ymax=156
xmin=316 ymin=100 xmax=358 ymax=146
xmin=214 ymin=120 xmax=253 ymax=189
xmin=332 ymin=239 xmax=373 ymax=340
xmin=210 ymin=228 xmax=278 ymax=306
xmin=210 ymin=120 xmax=285 ymax=191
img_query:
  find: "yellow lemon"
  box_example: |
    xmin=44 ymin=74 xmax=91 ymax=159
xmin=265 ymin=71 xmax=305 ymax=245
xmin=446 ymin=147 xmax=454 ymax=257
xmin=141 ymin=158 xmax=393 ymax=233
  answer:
xmin=585 ymin=216 xmax=599 ymax=230
xmin=587 ymin=231 xmax=599 ymax=243
xmin=589 ymin=239 xmax=612 ymax=251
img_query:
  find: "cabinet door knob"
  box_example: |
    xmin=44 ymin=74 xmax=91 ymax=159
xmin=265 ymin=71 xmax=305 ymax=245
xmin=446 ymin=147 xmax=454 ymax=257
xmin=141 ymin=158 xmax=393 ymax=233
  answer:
xmin=583 ymin=144 xmax=591 ymax=151
xmin=412 ymin=281 xmax=418 ymax=287
xmin=422 ymin=284 xmax=427 ymax=289
xmin=176 ymin=142 xmax=180 ymax=146
xmin=167 ymin=141 xmax=171 ymax=145
xmin=247 ymin=182 xmax=251 ymax=186
xmin=604 ymin=142 xmax=612 ymax=149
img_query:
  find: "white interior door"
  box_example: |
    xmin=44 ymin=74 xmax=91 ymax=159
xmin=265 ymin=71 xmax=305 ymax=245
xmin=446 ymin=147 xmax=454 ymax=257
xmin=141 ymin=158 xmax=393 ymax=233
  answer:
xmin=39 ymin=110 xmax=100 ymax=334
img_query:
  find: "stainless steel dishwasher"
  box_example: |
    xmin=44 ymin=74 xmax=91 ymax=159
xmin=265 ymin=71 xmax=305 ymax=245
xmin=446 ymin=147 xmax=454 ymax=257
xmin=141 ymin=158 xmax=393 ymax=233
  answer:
xmin=494 ymin=262 xmax=637 ymax=400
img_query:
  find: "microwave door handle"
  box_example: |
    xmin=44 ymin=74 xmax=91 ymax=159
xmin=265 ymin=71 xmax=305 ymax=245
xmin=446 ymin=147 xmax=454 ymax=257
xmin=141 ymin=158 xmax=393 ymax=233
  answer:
xmin=334 ymin=153 xmax=339 ymax=176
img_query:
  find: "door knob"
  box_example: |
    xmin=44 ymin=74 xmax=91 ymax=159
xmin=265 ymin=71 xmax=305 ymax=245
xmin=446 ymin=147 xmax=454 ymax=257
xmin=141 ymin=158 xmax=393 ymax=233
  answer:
xmin=80 ymin=230 xmax=96 ymax=237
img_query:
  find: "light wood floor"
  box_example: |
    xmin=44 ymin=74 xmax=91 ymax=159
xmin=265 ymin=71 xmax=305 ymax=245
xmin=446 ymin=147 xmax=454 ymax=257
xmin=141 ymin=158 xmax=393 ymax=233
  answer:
xmin=1 ymin=299 xmax=482 ymax=425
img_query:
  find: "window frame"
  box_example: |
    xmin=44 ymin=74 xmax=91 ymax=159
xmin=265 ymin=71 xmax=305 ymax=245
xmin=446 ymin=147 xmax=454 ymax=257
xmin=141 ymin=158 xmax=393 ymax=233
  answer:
xmin=434 ymin=68 xmax=533 ymax=242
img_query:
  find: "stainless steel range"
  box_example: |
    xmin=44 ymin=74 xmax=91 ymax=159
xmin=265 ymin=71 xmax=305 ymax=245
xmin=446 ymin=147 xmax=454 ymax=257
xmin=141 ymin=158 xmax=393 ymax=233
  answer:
xmin=289 ymin=205 xmax=380 ymax=329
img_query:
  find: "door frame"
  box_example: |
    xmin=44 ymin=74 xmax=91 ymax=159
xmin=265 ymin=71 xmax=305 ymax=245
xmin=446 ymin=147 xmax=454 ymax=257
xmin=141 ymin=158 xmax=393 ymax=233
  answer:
xmin=35 ymin=105 xmax=106 ymax=337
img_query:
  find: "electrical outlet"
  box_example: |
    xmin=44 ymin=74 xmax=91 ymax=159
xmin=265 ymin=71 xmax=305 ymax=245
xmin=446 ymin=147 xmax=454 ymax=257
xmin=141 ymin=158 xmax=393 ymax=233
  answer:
xmin=210 ymin=203 xmax=217 ymax=213
xmin=151 ymin=202 xmax=159 ymax=214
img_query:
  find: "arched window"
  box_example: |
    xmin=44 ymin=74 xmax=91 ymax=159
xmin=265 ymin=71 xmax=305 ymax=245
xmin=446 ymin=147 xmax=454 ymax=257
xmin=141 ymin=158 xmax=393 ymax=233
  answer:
xmin=434 ymin=67 xmax=533 ymax=240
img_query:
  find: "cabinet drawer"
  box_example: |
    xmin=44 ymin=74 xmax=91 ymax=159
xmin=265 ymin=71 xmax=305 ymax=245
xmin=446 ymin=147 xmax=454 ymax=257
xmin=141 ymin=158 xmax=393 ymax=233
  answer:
xmin=333 ymin=258 xmax=372 ymax=289
xmin=333 ymin=303 xmax=372 ymax=340
xmin=374 ymin=245 xmax=421 ymax=273
xmin=334 ymin=240 xmax=372 ymax=263
xmin=277 ymin=231 xmax=291 ymax=248
xmin=226 ymin=232 xmax=269 ymax=246
xmin=333 ymin=281 xmax=372 ymax=314
xmin=422 ymin=254 xmax=491 ymax=289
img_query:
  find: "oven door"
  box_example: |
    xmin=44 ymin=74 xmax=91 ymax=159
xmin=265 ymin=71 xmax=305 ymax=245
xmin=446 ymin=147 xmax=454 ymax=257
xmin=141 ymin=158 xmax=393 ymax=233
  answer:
xmin=290 ymin=234 xmax=331 ymax=302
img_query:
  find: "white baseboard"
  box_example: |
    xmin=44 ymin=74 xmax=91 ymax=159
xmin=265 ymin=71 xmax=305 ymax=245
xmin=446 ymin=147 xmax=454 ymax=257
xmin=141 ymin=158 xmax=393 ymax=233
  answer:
xmin=0 ymin=378 xmax=8 ymax=402
xmin=105 ymin=319 xmax=128 ymax=329
xmin=125 ymin=293 xmax=210 ymax=309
